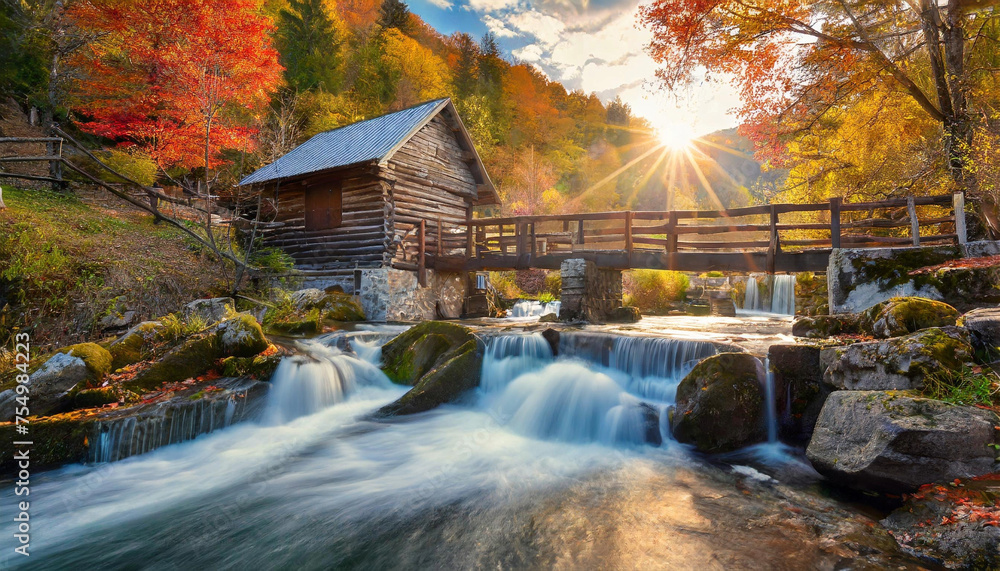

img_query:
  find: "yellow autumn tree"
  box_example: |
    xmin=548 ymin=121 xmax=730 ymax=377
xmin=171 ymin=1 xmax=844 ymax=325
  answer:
xmin=381 ymin=28 xmax=451 ymax=109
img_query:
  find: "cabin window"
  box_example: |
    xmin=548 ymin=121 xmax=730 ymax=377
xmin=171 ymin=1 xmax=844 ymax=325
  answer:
xmin=304 ymin=182 xmax=342 ymax=230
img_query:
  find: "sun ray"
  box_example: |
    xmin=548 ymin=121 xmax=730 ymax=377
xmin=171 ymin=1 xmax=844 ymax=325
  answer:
xmin=682 ymin=146 xmax=726 ymax=212
xmin=568 ymin=142 xmax=667 ymax=208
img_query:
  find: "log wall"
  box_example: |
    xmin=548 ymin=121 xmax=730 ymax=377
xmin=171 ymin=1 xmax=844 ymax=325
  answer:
xmin=383 ymin=114 xmax=478 ymax=266
xmin=261 ymin=164 xmax=392 ymax=273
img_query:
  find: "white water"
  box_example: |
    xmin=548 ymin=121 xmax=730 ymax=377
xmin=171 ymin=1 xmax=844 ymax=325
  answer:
xmin=6 ymin=330 xmax=804 ymax=569
xmin=763 ymin=358 xmax=778 ymax=443
xmin=739 ymin=275 xmax=796 ymax=316
xmin=507 ymin=299 xmax=561 ymax=318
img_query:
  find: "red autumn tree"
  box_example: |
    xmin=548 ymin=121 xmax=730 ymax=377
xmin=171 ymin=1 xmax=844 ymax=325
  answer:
xmin=69 ymin=0 xmax=284 ymax=173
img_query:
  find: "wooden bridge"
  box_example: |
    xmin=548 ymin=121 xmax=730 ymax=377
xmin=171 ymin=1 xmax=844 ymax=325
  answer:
xmin=422 ymin=193 xmax=967 ymax=280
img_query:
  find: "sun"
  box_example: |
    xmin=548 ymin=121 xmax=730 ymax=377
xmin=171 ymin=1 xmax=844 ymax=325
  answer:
xmin=655 ymin=122 xmax=696 ymax=150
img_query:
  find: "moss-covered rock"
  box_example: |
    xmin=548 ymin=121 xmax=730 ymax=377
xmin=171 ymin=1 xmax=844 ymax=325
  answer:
xmin=669 ymin=353 xmax=767 ymax=453
xmin=791 ymin=314 xmax=859 ymax=339
xmin=0 ymin=412 xmax=98 ymax=473
xmin=59 ymin=342 xmax=112 ymax=382
xmin=823 ymin=326 xmax=974 ymax=391
xmin=107 ymin=320 xmax=169 ymax=370
xmin=264 ymin=309 xmax=321 ymax=336
xmin=73 ymin=386 xmax=119 ymax=409
xmin=220 ymin=351 xmax=283 ymax=380
xmin=381 ymin=321 xmax=475 ymax=385
xmin=863 ymin=297 xmax=959 ymax=338
xmin=125 ymin=333 xmax=220 ymax=392
xmin=218 ymin=313 xmax=268 ymax=358
xmin=289 ymin=288 xmax=365 ymax=321
xmin=376 ymin=339 xmax=483 ymax=416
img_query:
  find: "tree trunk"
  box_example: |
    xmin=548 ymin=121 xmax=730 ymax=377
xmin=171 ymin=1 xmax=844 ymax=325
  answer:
xmin=942 ymin=0 xmax=974 ymax=193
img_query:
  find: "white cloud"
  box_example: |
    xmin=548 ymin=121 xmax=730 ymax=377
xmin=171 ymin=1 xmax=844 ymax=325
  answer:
xmin=468 ymin=0 xmax=520 ymax=13
xmin=506 ymin=11 xmax=566 ymax=47
xmin=427 ymin=0 xmax=454 ymax=8
xmin=513 ymin=43 xmax=545 ymax=62
xmin=482 ymin=14 xmax=518 ymax=37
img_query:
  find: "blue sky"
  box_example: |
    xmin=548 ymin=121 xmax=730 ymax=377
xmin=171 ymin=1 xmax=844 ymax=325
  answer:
xmin=407 ymin=0 xmax=741 ymax=138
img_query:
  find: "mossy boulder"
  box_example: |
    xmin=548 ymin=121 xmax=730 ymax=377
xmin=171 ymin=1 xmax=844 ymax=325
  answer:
xmin=669 ymin=353 xmax=767 ymax=453
xmin=125 ymin=313 xmax=268 ymax=391
xmin=791 ymin=314 xmax=858 ymax=339
xmin=265 ymin=309 xmax=322 ymax=336
xmin=289 ymin=288 xmax=365 ymax=321
xmin=221 ymin=351 xmax=283 ymax=380
xmin=59 ymin=343 xmax=113 ymax=382
xmin=107 ymin=320 xmax=169 ymax=370
xmin=218 ymin=313 xmax=268 ymax=358
xmin=823 ymin=326 xmax=974 ymax=391
xmin=182 ymin=297 xmax=235 ymax=325
xmin=376 ymin=339 xmax=483 ymax=416
xmin=381 ymin=321 xmax=476 ymax=385
xmin=863 ymin=297 xmax=959 ymax=338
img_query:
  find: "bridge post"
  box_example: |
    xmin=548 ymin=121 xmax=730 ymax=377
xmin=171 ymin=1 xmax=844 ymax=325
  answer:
xmin=907 ymin=197 xmax=920 ymax=246
xmin=766 ymin=204 xmax=779 ymax=274
xmin=665 ymin=211 xmax=678 ymax=253
xmin=625 ymin=211 xmax=633 ymax=263
xmin=558 ymin=258 xmax=623 ymax=323
xmin=954 ymin=192 xmax=967 ymax=247
xmin=829 ymin=197 xmax=842 ymax=249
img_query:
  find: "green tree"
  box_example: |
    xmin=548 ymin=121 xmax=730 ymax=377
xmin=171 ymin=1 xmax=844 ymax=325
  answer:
xmin=451 ymin=32 xmax=478 ymax=100
xmin=376 ymin=0 xmax=409 ymax=32
xmin=276 ymin=0 xmax=344 ymax=92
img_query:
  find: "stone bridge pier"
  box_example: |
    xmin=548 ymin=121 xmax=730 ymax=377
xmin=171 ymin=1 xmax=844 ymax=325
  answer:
xmin=558 ymin=258 xmax=626 ymax=322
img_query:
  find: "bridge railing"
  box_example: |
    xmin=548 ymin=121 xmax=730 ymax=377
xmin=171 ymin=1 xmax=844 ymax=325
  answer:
xmin=460 ymin=193 xmax=966 ymax=272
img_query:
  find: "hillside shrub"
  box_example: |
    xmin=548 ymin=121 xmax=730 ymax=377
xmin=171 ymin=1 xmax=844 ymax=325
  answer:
xmin=624 ymin=270 xmax=689 ymax=313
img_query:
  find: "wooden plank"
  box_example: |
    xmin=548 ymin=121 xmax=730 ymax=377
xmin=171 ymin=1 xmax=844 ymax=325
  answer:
xmin=0 ymin=156 xmax=62 ymax=162
xmin=0 ymin=137 xmax=63 ymax=143
xmin=907 ymin=197 xmax=920 ymax=246
xmin=0 ymin=172 xmax=64 ymax=183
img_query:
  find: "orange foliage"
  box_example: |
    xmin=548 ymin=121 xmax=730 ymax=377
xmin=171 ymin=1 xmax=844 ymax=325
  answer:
xmin=68 ymin=0 xmax=284 ymax=170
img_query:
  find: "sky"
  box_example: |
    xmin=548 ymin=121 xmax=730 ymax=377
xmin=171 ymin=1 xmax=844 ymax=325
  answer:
xmin=407 ymin=0 xmax=742 ymax=138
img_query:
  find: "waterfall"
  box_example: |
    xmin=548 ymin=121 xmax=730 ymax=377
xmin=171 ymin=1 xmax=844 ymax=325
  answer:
xmin=743 ymin=278 xmax=762 ymax=311
xmin=508 ymin=300 xmax=561 ymax=318
xmin=770 ymin=275 xmax=796 ymax=316
xmin=557 ymin=333 xmax=719 ymax=401
xmin=481 ymin=333 xmax=554 ymax=393
xmin=265 ymin=341 xmax=392 ymax=424
xmin=739 ymin=275 xmax=795 ymax=316
xmin=89 ymin=380 xmax=265 ymax=464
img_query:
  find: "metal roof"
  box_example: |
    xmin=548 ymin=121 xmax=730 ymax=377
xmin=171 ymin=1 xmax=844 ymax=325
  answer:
xmin=240 ymin=98 xmax=450 ymax=186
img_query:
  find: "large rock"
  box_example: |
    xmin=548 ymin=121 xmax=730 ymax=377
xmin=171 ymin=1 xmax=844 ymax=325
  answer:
xmin=0 ymin=343 xmax=112 ymax=418
xmin=376 ymin=339 xmax=483 ymax=416
xmin=217 ymin=313 xmax=268 ymax=357
xmin=381 ymin=321 xmax=475 ymax=385
xmin=823 ymin=326 xmax=974 ymax=391
xmin=791 ymin=314 xmax=858 ymax=339
xmin=289 ymin=289 xmax=364 ymax=321
xmin=961 ymin=307 xmax=1000 ymax=352
xmin=862 ymin=297 xmax=959 ymax=338
xmin=669 ymin=352 xmax=767 ymax=453
xmin=806 ymin=391 xmax=1000 ymax=492
xmin=182 ymin=297 xmax=235 ymax=325
xmin=768 ymin=344 xmax=829 ymax=443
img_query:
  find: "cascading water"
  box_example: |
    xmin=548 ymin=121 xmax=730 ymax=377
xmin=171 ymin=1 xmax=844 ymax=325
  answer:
xmin=762 ymin=358 xmax=778 ymax=443
xmin=266 ymin=340 xmax=393 ymax=424
xmin=769 ymin=275 xmax=796 ymax=316
xmin=480 ymin=333 xmax=554 ymax=392
xmin=743 ymin=277 xmax=762 ymax=312
xmin=738 ymin=275 xmax=796 ymax=316
xmin=507 ymin=299 xmax=561 ymax=318
xmin=479 ymin=332 xmax=720 ymax=446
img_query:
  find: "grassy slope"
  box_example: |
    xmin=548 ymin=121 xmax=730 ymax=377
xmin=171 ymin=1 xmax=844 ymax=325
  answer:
xmin=0 ymin=186 xmax=229 ymax=351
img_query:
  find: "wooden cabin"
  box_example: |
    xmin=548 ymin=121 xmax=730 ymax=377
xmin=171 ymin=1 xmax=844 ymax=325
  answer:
xmin=239 ymin=98 xmax=499 ymax=320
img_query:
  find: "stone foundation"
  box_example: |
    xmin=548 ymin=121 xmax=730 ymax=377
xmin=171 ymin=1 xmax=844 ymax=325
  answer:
xmin=559 ymin=259 xmax=623 ymax=322
xmin=359 ymin=268 xmax=465 ymax=322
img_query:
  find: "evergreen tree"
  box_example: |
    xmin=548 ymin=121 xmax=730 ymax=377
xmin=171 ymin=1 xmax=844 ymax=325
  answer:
xmin=377 ymin=0 xmax=410 ymax=32
xmin=277 ymin=0 xmax=343 ymax=92
xmin=606 ymin=95 xmax=631 ymax=126
xmin=452 ymin=32 xmax=478 ymax=100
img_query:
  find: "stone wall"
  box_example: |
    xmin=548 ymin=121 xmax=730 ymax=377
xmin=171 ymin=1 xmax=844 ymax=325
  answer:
xmin=559 ymin=259 xmax=623 ymax=322
xmin=359 ymin=268 xmax=465 ymax=322
xmin=828 ymin=241 xmax=1000 ymax=313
